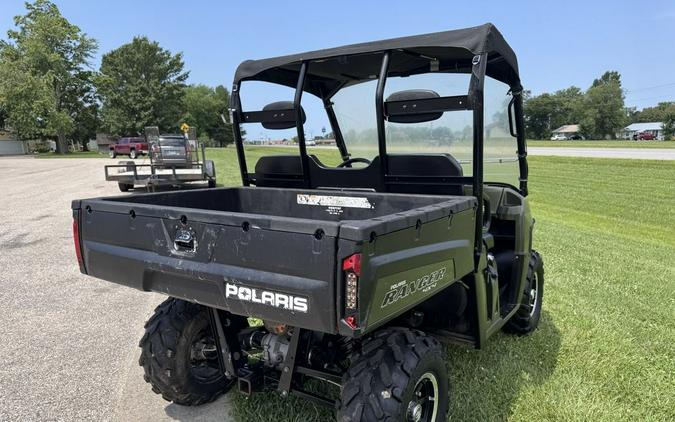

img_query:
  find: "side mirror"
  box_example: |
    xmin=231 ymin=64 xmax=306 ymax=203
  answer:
xmin=261 ymin=101 xmax=306 ymax=130
xmin=385 ymin=89 xmax=443 ymax=124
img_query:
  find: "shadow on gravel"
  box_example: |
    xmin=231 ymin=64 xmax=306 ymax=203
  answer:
xmin=164 ymin=394 xmax=235 ymax=421
xmin=224 ymin=312 xmax=561 ymax=422
xmin=1 ymin=232 xmax=44 ymax=249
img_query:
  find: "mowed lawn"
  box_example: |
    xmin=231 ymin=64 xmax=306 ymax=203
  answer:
xmin=203 ymin=147 xmax=675 ymax=421
xmin=528 ymin=139 xmax=675 ymax=148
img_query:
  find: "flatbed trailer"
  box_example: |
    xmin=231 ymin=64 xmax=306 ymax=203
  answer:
xmin=104 ymin=161 xmax=215 ymax=190
xmin=104 ymin=137 xmax=216 ymax=191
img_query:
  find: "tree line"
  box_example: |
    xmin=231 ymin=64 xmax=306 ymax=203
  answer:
xmin=0 ymin=0 xmax=233 ymax=153
xmin=524 ymin=71 xmax=675 ymax=140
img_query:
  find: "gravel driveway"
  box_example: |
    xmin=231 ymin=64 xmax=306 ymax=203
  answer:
xmin=0 ymin=156 xmax=233 ymax=421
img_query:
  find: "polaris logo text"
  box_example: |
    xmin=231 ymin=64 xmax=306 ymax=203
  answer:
xmin=381 ymin=267 xmax=447 ymax=308
xmin=224 ymin=283 xmax=308 ymax=313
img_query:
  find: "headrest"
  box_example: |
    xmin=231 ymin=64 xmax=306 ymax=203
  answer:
xmin=386 ymin=89 xmax=442 ymax=123
xmin=261 ymin=101 xmax=306 ymax=130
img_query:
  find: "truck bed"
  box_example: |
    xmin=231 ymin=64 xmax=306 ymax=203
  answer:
xmin=73 ymin=187 xmax=476 ymax=334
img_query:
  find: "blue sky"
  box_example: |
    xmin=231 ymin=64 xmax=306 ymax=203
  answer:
xmin=2 ymin=0 xmax=674 ymax=137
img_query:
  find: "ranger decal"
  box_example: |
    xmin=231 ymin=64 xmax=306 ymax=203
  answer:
xmin=380 ymin=267 xmax=447 ymax=308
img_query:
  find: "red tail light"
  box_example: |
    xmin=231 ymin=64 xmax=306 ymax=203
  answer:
xmin=343 ymin=253 xmax=362 ymax=313
xmin=342 ymin=253 xmax=362 ymax=276
xmin=73 ymin=216 xmax=85 ymax=273
xmin=344 ymin=315 xmax=358 ymax=330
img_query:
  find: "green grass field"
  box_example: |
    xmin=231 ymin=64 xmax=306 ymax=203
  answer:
xmin=528 ymin=139 xmax=675 ymax=148
xmin=200 ymin=148 xmax=675 ymax=421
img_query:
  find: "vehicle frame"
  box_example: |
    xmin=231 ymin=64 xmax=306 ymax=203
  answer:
xmin=73 ymin=23 xmax=543 ymax=421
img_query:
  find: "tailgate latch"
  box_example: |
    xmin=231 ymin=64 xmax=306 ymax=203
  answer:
xmin=174 ymin=229 xmax=196 ymax=253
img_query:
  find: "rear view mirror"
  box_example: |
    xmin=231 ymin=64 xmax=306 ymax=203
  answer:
xmin=261 ymin=101 xmax=306 ymax=130
xmin=385 ymin=89 xmax=442 ymax=123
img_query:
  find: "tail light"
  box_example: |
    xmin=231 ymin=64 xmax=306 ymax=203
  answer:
xmin=343 ymin=253 xmax=362 ymax=313
xmin=73 ymin=215 xmax=86 ymax=273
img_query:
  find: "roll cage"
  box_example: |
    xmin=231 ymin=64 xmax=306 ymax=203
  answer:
xmin=229 ymin=23 xmax=529 ymax=258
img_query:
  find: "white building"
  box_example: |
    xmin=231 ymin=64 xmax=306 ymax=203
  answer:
xmin=0 ymin=127 xmax=27 ymax=155
xmin=551 ymin=124 xmax=582 ymax=140
xmin=623 ymin=122 xmax=665 ymax=140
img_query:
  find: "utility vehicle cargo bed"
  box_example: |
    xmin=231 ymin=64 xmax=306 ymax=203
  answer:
xmin=73 ymin=187 xmax=476 ymax=334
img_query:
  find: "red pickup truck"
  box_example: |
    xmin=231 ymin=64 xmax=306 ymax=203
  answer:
xmin=109 ymin=137 xmax=149 ymax=159
xmin=635 ymin=131 xmax=657 ymax=141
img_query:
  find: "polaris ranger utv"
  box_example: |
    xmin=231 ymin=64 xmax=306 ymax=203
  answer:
xmin=71 ymin=23 xmax=543 ymax=421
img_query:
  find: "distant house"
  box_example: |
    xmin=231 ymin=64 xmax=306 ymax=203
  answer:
xmin=551 ymin=124 xmax=582 ymax=140
xmin=623 ymin=122 xmax=664 ymax=140
xmin=96 ymin=133 xmax=117 ymax=150
xmin=0 ymin=124 xmax=27 ymax=155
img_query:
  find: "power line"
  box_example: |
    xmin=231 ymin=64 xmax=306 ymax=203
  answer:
xmin=626 ymin=93 xmax=675 ymax=102
xmin=625 ymin=82 xmax=675 ymax=93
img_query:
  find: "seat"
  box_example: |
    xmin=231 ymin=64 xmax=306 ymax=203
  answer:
xmin=254 ymin=153 xmax=464 ymax=191
xmin=387 ymin=153 xmax=463 ymax=177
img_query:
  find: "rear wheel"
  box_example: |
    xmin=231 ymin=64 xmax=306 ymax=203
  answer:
xmin=109 ymin=149 xmax=116 ymax=158
xmin=129 ymin=149 xmax=137 ymax=159
xmin=139 ymin=298 xmax=234 ymax=405
xmin=338 ymin=328 xmax=448 ymax=422
xmin=118 ymin=182 xmax=133 ymax=192
xmin=503 ymin=251 xmax=544 ymax=335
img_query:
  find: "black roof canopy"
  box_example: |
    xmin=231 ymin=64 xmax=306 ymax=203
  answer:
xmin=233 ymin=23 xmax=520 ymax=98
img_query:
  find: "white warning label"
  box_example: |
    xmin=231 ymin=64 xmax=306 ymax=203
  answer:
xmin=297 ymin=194 xmax=374 ymax=209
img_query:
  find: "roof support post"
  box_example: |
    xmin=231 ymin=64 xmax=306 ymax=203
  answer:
xmin=294 ymin=61 xmax=311 ymax=188
xmin=512 ymin=88 xmax=529 ymax=196
xmin=324 ymin=100 xmax=350 ymax=161
xmin=230 ymin=84 xmax=250 ymax=186
xmin=375 ymin=51 xmax=391 ymax=191
xmin=469 ymin=53 xmax=487 ymax=266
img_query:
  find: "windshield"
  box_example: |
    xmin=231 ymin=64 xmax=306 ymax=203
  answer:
xmin=331 ymin=73 xmax=519 ymax=186
xmin=159 ymin=137 xmax=186 ymax=147
xmin=331 ymin=73 xmax=473 ymax=171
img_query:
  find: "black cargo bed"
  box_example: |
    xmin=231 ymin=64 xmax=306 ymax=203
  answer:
xmin=92 ymin=187 xmax=475 ymax=240
xmin=73 ymin=187 xmax=475 ymax=333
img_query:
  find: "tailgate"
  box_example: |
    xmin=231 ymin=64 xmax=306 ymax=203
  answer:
xmin=75 ymin=200 xmax=339 ymax=333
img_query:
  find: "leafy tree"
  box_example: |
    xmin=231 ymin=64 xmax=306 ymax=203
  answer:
xmin=71 ymin=102 xmax=99 ymax=150
xmin=580 ymin=71 xmax=625 ymax=139
xmin=96 ymin=36 xmax=188 ymax=136
xmin=523 ymin=87 xmax=584 ymax=139
xmin=181 ymin=84 xmax=234 ymax=146
xmin=524 ymin=93 xmax=555 ymax=138
xmin=663 ymin=113 xmax=675 ymax=140
xmin=0 ymin=0 xmax=97 ymax=153
xmin=632 ymin=102 xmax=675 ymax=123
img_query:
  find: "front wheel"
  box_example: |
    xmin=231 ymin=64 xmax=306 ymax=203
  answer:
xmin=503 ymin=251 xmax=544 ymax=335
xmin=339 ymin=328 xmax=448 ymax=422
xmin=109 ymin=149 xmax=116 ymax=158
xmin=138 ymin=298 xmax=234 ymax=405
xmin=129 ymin=149 xmax=137 ymax=159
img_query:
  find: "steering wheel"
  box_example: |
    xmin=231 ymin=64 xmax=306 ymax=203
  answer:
xmin=337 ymin=157 xmax=372 ymax=168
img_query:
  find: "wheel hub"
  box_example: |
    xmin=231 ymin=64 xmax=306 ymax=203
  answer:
xmin=528 ymin=274 xmax=539 ymax=317
xmin=407 ymin=402 xmax=423 ymax=422
xmin=406 ymin=372 xmax=439 ymax=422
